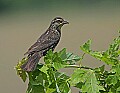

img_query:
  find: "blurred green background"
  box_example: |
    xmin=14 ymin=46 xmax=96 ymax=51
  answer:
xmin=0 ymin=0 xmax=120 ymax=93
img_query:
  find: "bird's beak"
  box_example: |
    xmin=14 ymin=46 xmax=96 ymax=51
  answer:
xmin=63 ymin=20 xmax=69 ymax=24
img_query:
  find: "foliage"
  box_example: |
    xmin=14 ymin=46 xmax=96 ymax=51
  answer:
xmin=15 ymin=32 xmax=120 ymax=93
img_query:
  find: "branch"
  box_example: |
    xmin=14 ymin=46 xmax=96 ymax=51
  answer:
xmin=65 ymin=65 xmax=93 ymax=70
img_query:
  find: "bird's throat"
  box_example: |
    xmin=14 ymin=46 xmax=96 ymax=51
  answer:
xmin=50 ymin=24 xmax=61 ymax=33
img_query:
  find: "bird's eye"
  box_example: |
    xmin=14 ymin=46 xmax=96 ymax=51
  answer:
xmin=58 ymin=20 xmax=63 ymax=23
xmin=59 ymin=20 xmax=63 ymax=23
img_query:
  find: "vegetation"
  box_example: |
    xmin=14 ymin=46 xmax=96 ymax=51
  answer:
xmin=16 ymin=32 xmax=120 ymax=93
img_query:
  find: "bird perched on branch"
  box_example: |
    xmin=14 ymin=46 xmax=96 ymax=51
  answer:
xmin=21 ymin=17 xmax=69 ymax=72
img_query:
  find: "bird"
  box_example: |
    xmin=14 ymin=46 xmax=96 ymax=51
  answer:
xmin=21 ymin=17 xmax=69 ymax=72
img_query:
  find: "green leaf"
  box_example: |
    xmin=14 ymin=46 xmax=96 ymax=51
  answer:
xmin=44 ymin=49 xmax=54 ymax=64
xmin=80 ymin=39 xmax=92 ymax=53
xmin=59 ymin=48 xmax=80 ymax=64
xmin=58 ymin=48 xmax=67 ymax=60
xmin=26 ymin=82 xmax=45 ymax=93
xmin=90 ymin=51 xmax=103 ymax=59
xmin=39 ymin=65 xmax=49 ymax=74
xmin=46 ymin=88 xmax=56 ymax=93
xmin=98 ymin=86 xmax=105 ymax=91
xmin=28 ymin=85 xmax=45 ymax=93
xmin=52 ymin=52 xmax=63 ymax=63
xmin=117 ymin=87 xmax=120 ymax=92
xmin=82 ymin=70 xmax=100 ymax=93
xmin=75 ymin=82 xmax=84 ymax=89
xmin=44 ymin=48 xmax=80 ymax=67
xmin=54 ymin=72 xmax=71 ymax=93
xmin=80 ymin=39 xmax=119 ymax=65
xmin=71 ymin=69 xmax=100 ymax=93
xmin=34 ymin=72 xmax=45 ymax=85
xmin=106 ymin=75 xmax=118 ymax=85
xmin=64 ymin=52 xmax=80 ymax=64
xmin=47 ymin=68 xmax=55 ymax=84
xmin=70 ymin=69 xmax=87 ymax=85
xmin=53 ymin=62 xmax=65 ymax=70
xmin=55 ymin=72 xmax=70 ymax=80
xmin=26 ymin=83 xmax=32 ymax=93
xmin=111 ymin=64 xmax=120 ymax=80
xmin=94 ymin=65 xmax=105 ymax=73
xmin=108 ymin=36 xmax=120 ymax=58
xmin=101 ymin=51 xmax=119 ymax=65
xmin=15 ymin=58 xmax=27 ymax=82
xmin=59 ymin=81 xmax=71 ymax=93
xmin=27 ymin=69 xmax=48 ymax=86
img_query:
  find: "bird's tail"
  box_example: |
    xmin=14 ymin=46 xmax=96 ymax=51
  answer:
xmin=21 ymin=52 xmax=41 ymax=72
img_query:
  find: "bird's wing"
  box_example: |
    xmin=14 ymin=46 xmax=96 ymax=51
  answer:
xmin=25 ymin=30 xmax=60 ymax=55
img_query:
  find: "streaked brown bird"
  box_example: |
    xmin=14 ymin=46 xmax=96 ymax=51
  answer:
xmin=21 ymin=17 xmax=69 ymax=72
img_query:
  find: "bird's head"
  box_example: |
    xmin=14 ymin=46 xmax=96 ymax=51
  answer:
xmin=50 ymin=17 xmax=69 ymax=30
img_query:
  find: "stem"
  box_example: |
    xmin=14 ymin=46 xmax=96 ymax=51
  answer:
xmin=65 ymin=65 xmax=93 ymax=70
xmin=81 ymin=66 xmax=93 ymax=70
xmin=78 ymin=53 xmax=86 ymax=67
xmin=27 ymin=72 xmax=33 ymax=82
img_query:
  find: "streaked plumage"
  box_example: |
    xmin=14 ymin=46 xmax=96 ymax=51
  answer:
xmin=21 ymin=17 xmax=69 ymax=71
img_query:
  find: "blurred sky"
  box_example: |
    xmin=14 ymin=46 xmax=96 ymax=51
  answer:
xmin=0 ymin=0 xmax=120 ymax=93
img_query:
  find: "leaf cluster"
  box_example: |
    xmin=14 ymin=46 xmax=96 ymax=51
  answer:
xmin=15 ymin=32 xmax=120 ymax=93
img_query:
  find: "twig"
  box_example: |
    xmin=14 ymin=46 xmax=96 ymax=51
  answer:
xmin=78 ymin=53 xmax=86 ymax=67
xmin=65 ymin=65 xmax=93 ymax=70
